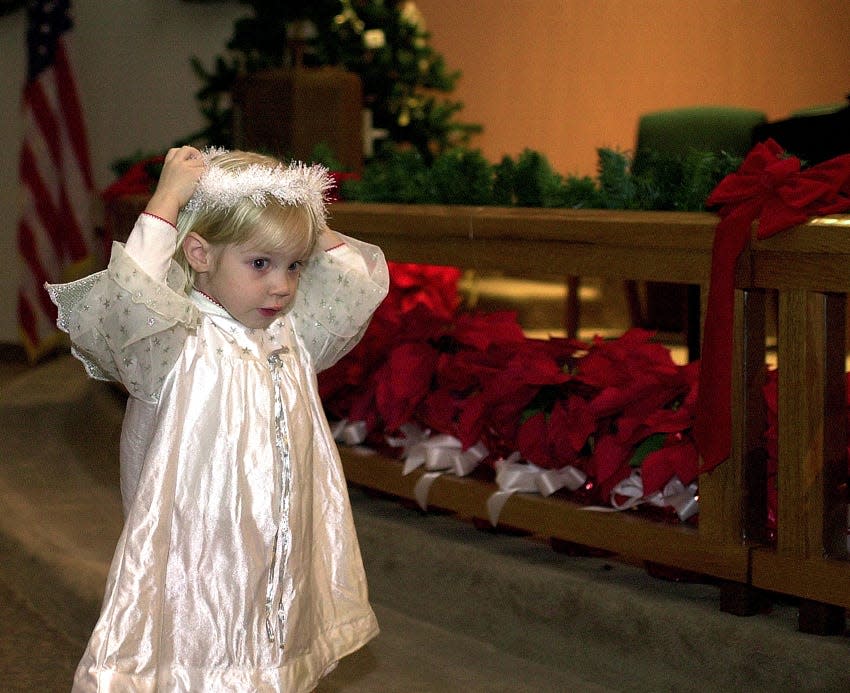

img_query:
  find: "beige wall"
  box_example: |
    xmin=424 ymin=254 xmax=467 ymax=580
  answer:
xmin=417 ymin=0 xmax=850 ymax=176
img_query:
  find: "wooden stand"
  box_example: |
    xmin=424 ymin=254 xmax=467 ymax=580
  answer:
xmin=232 ymin=67 xmax=363 ymax=172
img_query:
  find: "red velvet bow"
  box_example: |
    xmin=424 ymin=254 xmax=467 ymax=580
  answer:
xmin=694 ymin=139 xmax=850 ymax=472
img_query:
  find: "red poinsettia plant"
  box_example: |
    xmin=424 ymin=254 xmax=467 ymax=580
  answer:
xmin=318 ymin=262 xmax=701 ymax=510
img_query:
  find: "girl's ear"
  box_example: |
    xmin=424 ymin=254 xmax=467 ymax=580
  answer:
xmin=183 ymin=232 xmax=213 ymax=272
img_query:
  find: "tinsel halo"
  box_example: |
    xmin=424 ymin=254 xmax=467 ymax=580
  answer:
xmin=185 ymin=147 xmax=334 ymax=222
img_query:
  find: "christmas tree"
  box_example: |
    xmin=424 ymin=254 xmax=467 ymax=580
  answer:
xmin=184 ymin=0 xmax=481 ymax=161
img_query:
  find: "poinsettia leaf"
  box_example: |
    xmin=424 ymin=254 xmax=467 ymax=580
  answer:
xmin=628 ymin=432 xmax=667 ymax=468
xmin=375 ymin=343 xmax=439 ymax=429
xmin=516 ymin=412 xmax=552 ymax=467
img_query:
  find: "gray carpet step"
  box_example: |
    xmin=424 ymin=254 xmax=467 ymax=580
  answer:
xmin=349 ymin=488 xmax=850 ymax=692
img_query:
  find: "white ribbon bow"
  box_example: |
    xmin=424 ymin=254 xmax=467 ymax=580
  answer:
xmin=486 ymin=458 xmax=588 ymax=526
xmin=397 ymin=428 xmax=488 ymax=510
xmin=585 ymin=469 xmax=699 ymax=521
xmin=330 ymin=418 xmax=368 ymax=446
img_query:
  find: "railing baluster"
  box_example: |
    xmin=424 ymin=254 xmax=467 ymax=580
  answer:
xmin=776 ymin=290 xmax=847 ymax=632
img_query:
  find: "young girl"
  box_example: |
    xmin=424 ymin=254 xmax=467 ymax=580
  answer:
xmin=48 ymin=145 xmax=389 ymax=691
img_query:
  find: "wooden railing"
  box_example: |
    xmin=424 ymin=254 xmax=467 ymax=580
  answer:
xmin=104 ymin=197 xmax=850 ymax=629
xmin=742 ymin=215 xmax=850 ymax=631
xmin=327 ymin=202 xmax=850 ymax=631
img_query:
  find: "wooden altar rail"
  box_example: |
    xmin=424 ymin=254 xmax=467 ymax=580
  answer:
xmin=327 ymin=203 xmax=850 ymax=625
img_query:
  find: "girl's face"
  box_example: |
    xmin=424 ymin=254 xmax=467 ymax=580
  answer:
xmin=193 ymin=238 xmax=308 ymax=330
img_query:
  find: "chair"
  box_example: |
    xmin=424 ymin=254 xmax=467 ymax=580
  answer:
xmin=632 ymin=106 xmax=768 ymax=174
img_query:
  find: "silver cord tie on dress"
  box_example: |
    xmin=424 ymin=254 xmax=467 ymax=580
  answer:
xmin=265 ymin=348 xmax=293 ymax=647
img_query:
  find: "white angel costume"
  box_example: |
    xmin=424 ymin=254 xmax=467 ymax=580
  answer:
xmin=48 ymin=212 xmax=388 ymax=692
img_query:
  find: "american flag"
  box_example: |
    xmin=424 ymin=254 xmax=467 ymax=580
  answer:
xmin=18 ymin=0 xmax=98 ymax=361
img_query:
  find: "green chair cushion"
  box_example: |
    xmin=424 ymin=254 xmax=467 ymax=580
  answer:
xmin=634 ymin=106 xmax=767 ymax=169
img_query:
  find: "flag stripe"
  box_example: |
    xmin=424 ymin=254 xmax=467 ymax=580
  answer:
xmin=54 ymin=43 xmax=95 ymax=190
xmin=17 ymin=292 xmax=39 ymax=350
xmin=58 ymin=182 xmax=90 ymax=261
xmin=17 ymin=219 xmax=58 ymax=319
xmin=24 ymin=80 xmax=63 ymax=166
xmin=19 ymin=142 xmax=66 ymax=259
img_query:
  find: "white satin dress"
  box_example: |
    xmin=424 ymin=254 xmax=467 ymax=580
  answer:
xmin=48 ymin=213 xmax=388 ymax=692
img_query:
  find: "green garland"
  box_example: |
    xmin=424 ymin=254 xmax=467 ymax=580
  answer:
xmin=343 ymin=145 xmax=742 ymax=211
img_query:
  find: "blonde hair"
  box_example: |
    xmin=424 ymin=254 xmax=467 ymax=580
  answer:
xmin=174 ymin=150 xmax=326 ymax=290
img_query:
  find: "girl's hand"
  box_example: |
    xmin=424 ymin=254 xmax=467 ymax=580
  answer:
xmin=144 ymin=146 xmax=206 ymax=224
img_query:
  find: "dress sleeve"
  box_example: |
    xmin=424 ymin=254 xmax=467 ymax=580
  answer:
xmin=290 ymin=232 xmax=389 ymax=373
xmin=46 ymin=214 xmax=200 ymax=402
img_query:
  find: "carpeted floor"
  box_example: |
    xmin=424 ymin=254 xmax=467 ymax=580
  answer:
xmin=0 ymin=579 xmax=81 ymax=693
